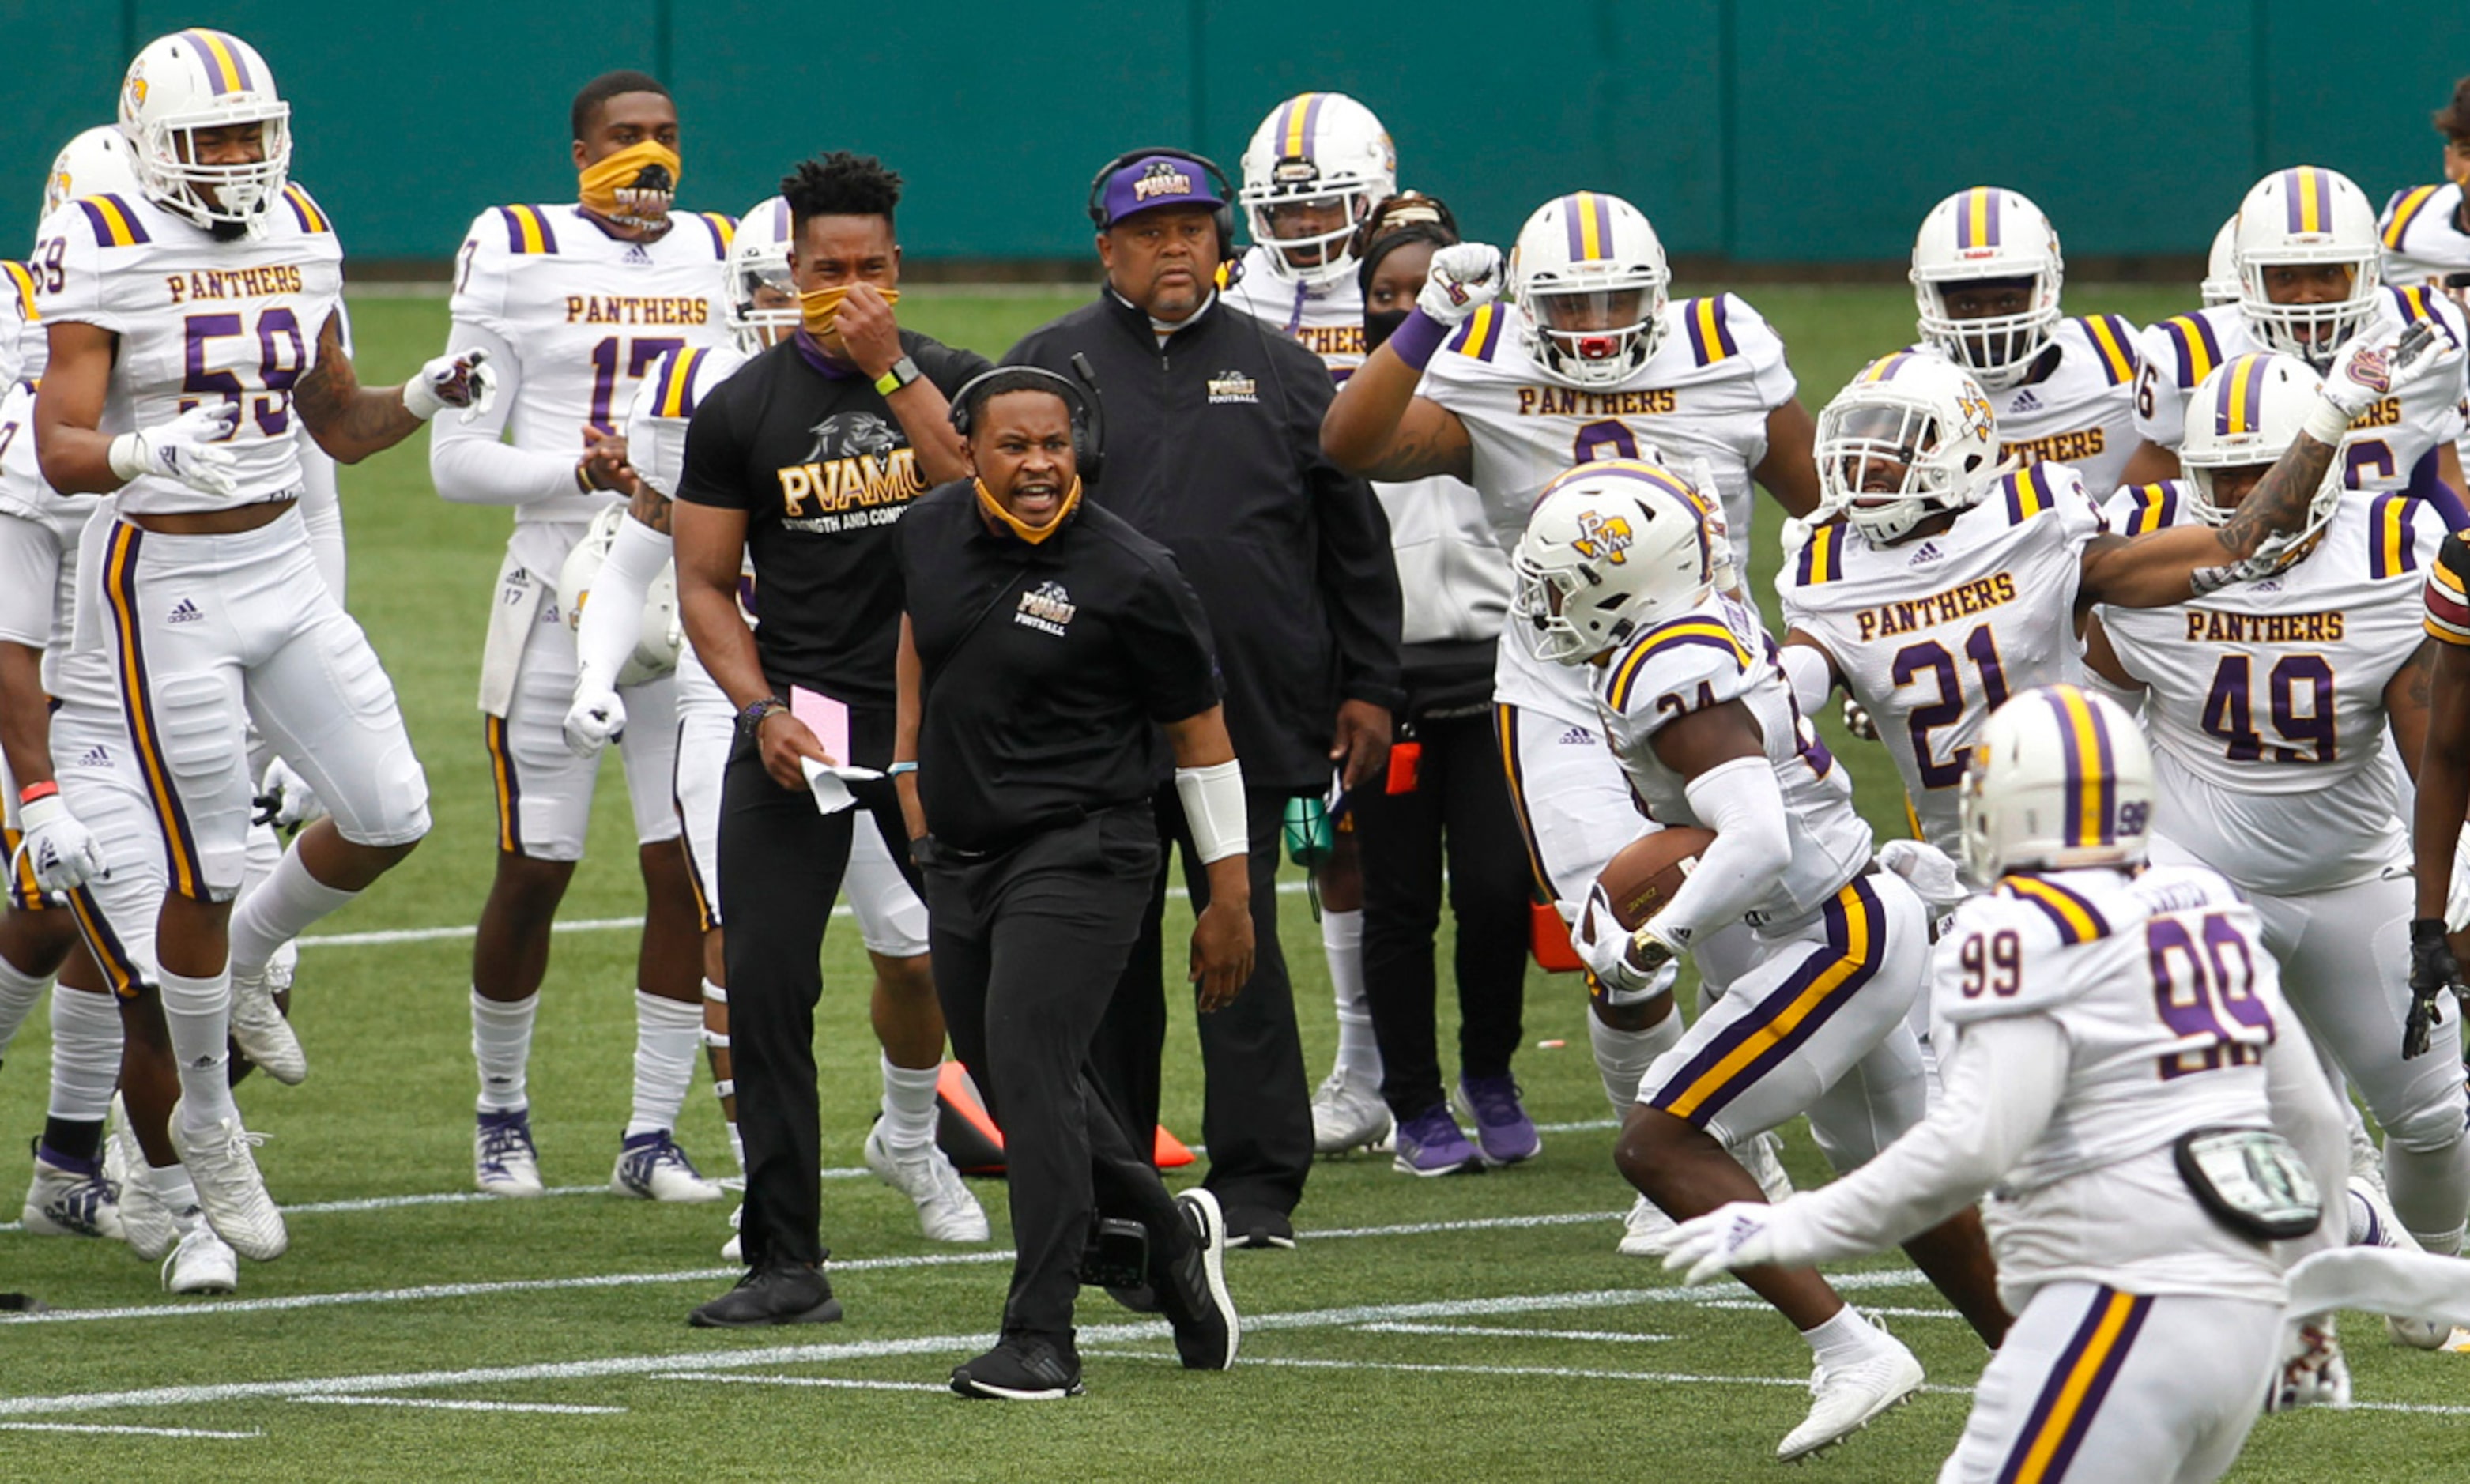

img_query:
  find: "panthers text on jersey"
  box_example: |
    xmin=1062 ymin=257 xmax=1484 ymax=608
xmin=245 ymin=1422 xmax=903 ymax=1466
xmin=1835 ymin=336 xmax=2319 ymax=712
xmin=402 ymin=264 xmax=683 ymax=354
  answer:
xmin=1422 ymin=292 xmax=1795 ymax=570
xmin=1929 ymin=864 xmax=2289 ymax=1301
xmin=1780 ymin=463 xmax=2102 ymax=856
xmin=30 ymin=183 xmax=344 ymax=515
xmin=2097 ymin=488 xmax=2444 ymax=895
xmin=1914 ymin=316 xmax=2140 ymax=495
xmin=2378 ymin=183 xmax=2470 ymax=294
xmin=1221 ymin=246 xmax=1366 ymax=379
xmin=444 ymin=202 xmax=734 ymax=525
xmin=2130 ymin=291 xmax=2469 ymax=493
xmin=1591 ymin=591 xmax=1872 ymax=929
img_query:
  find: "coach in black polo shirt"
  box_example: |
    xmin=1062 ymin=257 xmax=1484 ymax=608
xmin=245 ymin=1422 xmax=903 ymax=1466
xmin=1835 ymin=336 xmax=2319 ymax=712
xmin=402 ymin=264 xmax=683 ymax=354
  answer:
xmin=1007 ymin=153 xmax=1403 ymax=1247
xmin=671 ymin=153 xmax=988 ymax=1327
xmin=896 ymin=368 xmax=1243 ymax=1399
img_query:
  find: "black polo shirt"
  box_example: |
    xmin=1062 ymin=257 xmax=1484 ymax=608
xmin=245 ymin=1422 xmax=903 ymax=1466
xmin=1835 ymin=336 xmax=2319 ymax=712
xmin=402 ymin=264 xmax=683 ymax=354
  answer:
xmin=896 ymin=481 xmax=1223 ymax=853
xmin=673 ymin=330 xmax=990 ymax=709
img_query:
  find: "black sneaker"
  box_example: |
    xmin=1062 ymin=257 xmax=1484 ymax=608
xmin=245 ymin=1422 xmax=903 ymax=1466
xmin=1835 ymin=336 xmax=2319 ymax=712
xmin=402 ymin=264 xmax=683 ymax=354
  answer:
xmin=950 ymin=1335 xmax=1084 ymax=1400
xmin=1223 ymin=1203 xmax=1295 ymax=1250
xmin=1158 ymin=1188 xmax=1239 ymax=1370
xmin=686 ymin=1261 xmax=843 ymax=1328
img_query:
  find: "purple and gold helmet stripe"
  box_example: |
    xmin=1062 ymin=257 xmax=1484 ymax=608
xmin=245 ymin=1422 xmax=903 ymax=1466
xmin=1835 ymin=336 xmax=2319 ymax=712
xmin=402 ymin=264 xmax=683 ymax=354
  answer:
xmin=77 ymin=194 xmax=148 ymax=247
xmin=1280 ymin=92 xmax=1326 ymax=159
xmin=2042 ymin=685 xmax=2115 ymax=853
xmin=1956 ymin=187 xmax=2002 ymax=250
xmin=1860 ymin=351 xmax=1917 ymax=383
xmin=2385 ymin=185 xmax=2441 ymax=249
xmin=180 ymin=28 xmax=255 ymax=95
xmin=2283 ymin=167 xmax=2330 ymax=235
xmin=1563 ymin=192 xmax=1612 ymax=263
xmin=2213 ymin=353 xmax=2267 ymax=437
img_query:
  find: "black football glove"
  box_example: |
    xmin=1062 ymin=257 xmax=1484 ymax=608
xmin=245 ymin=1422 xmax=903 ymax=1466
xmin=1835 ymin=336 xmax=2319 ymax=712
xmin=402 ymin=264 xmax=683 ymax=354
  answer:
xmin=2404 ymin=917 xmax=2461 ymax=1060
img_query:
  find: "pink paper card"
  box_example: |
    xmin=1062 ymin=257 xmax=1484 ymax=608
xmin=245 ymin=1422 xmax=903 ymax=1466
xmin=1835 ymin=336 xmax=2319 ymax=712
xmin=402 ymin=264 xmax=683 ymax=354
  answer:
xmin=789 ymin=686 xmax=850 ymax=763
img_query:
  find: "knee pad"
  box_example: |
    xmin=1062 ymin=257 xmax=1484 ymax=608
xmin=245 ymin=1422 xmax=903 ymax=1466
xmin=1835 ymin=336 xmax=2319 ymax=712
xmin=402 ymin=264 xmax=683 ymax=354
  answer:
xmin=147 ymin=670 xmax=248 ymax=900
xmin=2382 ymin=1082 xmax=2469 ymax=1156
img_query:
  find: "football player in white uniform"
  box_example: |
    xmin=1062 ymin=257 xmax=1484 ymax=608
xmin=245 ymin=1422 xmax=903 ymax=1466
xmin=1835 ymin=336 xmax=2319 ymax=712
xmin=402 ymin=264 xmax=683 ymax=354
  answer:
xmin=1909 ymin=187 xmax=2142 ymax=495
xmin=567 ymin=194 xmax=986 ymax=1248
xmin=2378 ymin=80 xmax=2470 ymax=299
xmin=1662 ymin=685 xmax=2350 ymax=1482
xmin=1516 ymin=461 xmax=2007 ymax=1461
xmin=1324 ymin=191 xmax=1819 ymax=1241
xmin=1781 ymin=351 xmax=2349 ymax=864
xmin=2201 ymin=217 xmax=2242 ymax=308
xmin=2085 ymin=344 xmax=2470 ymax=1290
xmin=32 ymin=29 xmax=489 ymax=1263
xmin=1222 ymin=96 xmax=1399 ymax=1155
xmin=429 ymin=70 xmax=734 ymax=1200
xmin=2126 ymin=167 xmax=2470 ymax=527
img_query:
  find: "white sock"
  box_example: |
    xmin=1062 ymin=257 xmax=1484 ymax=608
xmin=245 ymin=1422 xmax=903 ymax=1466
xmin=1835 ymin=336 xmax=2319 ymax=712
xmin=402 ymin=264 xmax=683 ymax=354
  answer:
xmin=626 ymin=990 xmax=702 ymax=1138
xmin=0 ymin=949 xmax=50 ymax=1064
xmin=148 ymin=1160 xmax=201 ymax=1218
xmin=1322 ymin=909 xmax=1381 ymax=1082
xmin=228 ymin=844 xmax=357 ymax=983
xmin=1591 ymin=1008 xmax=1683 ymax=1113
xmin=241 ymin=817 xmax=282 ymax=897
xmin=1801 ymin=1305 xmax=1891 ymax=1369
xmin=880 ymin=1053 xmax=941 ymax=1151
xmin=159 ymin=967 xmax=238 ymax=1130
xmin=471 ymin=989 xmax=537 ymax=1113
xmin=47 ymin=985 xmax=123 ymax=1124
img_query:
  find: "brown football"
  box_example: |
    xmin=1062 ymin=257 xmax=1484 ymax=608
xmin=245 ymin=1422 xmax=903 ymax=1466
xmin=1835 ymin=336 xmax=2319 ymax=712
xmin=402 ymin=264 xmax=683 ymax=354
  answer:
xmin=1589 ymin=826 xmax=1718 ymax=936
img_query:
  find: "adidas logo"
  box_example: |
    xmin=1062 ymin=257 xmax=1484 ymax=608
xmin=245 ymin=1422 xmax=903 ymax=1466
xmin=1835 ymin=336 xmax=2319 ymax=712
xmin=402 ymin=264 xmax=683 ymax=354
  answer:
xmin=167 ymin=598 xmax=204 ymax=623
xmin=624 ymin=243 xmax=652 ymax=266
xmin=1908 ymin=540 xmax=1945 ymax=566
xmin=74 ymin=747 xmax=109 ymax=768
xmin=2008 ymin=388 xmax=2042 ymax=412
xmin=1557 ymin=725 xmax=1596 ymax=745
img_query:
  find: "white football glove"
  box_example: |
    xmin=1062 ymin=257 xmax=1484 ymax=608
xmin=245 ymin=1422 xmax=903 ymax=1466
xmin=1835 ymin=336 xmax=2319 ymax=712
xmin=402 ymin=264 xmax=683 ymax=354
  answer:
xmin=14 ymin=793 xmax=104 ymax=892
xmin=562 ymin=680 xmax=627 ymax=758
xmin=402 ymin=348 xmax=496 ymax=423
xmin=253 ymin=756 xmax=326 ymax=831
xmin=1416 ymin=243 xmax=1505 ymax=326
xmin=1876 ymin=838 xmax=1967 ymax=909
xmin=2308 ymin=321 xmax=2459 ymax=440
xmin=1574 ymin=881 xmax=1680 ymax=997
xmin=107 ymin=402 xmax=239 ymax=497
xmin=1661 ymin=1200 xmax=1782 ymax=1286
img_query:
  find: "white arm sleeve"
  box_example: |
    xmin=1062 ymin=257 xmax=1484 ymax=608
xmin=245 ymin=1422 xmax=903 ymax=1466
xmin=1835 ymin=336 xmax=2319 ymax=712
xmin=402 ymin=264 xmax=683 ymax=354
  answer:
xmin=1778 ymin=641 xmax=1835 ymax=717
xmin=1653 ymin=755 xmax=1793 ymax=944
xmin=427 ymin=322 xmax=579 ymax=507
xmin=572 ymin=514 xmax=671 ymax=691
xmin=298 ymin=439 xmax=346 ymax=601
xmin=1760 ymin=1015 xmax=2068 ymax=1267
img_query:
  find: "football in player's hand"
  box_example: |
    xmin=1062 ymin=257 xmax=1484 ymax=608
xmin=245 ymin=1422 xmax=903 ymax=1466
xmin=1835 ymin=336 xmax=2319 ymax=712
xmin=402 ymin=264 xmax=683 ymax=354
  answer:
xmin=1586 ymin=827 xmax=1716 ymax=938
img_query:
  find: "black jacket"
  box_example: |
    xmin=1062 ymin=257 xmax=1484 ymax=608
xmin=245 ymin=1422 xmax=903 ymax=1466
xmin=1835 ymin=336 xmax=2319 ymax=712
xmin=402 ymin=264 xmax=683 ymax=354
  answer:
xmin=1006 ymin=290 xmax=1404 ymax=793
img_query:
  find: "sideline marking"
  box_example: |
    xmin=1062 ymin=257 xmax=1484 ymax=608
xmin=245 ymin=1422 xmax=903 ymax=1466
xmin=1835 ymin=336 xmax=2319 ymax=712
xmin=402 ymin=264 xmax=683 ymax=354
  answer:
xmin=288 ymin=1396 xmax=624 ymax=1414
xmin=651 ymin=1373 xmax=947 ymax=1394
xmin=0 ymin=1422 xmax=262 ymax=1438
xmin=1353 ymin=1322 xmax=1675 ymax=1343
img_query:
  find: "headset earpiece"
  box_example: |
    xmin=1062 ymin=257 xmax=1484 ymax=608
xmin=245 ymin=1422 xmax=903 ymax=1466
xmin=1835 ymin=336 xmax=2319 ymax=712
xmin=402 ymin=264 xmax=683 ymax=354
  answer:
xmin=948 ymin=365 xmax=1107 ymax=488
xmin=1084 ymin=146 xmax=1239 ymax=265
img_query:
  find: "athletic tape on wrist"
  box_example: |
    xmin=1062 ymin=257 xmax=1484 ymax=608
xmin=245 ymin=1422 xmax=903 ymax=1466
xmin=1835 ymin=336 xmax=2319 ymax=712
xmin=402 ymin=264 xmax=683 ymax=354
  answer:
xmin=1175 ymin=759 xmax=1248 ymax=864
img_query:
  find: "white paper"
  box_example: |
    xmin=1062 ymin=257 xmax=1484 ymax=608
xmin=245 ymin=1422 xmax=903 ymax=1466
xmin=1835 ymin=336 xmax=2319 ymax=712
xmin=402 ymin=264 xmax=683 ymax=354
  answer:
xmin=799 ymin=756 xmax=884 ymax=815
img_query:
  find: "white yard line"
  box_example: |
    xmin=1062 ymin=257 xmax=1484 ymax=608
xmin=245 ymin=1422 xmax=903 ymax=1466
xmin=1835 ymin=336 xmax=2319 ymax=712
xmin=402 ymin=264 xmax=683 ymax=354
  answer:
xmin=0 ymin=1421 xmax=262 ymax=1438
xmin=1352 ymin=1322 xmax=1674 ymax=1343
xmin=650 ymin=1373 xmax=947 ymax=1394
xmin=288 ymin=1396 xmax=624 ymax=1414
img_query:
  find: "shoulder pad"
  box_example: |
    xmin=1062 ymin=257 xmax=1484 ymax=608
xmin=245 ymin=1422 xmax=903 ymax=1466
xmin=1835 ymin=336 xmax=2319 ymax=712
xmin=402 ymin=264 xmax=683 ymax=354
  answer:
xmin=693 ymin=211 xmax=735 ymax=258
xmin=1674 ymin=294 xmax=1740 ymax=367
xmin=1931 ymin=890 xmax=2088 ymax=1024
xmin=2427 ymin=532 xmax=2470 ymax=646
xmin=66 ymin=194 xmax=152 ymax=249
xmin=2071 ymin=313 xmax=2138 ymax=385
xmin=2383 ymin=184 xmax=2445 ymax=248
xmin=644 ymin=345 xmax=715 ymax=421
xmin=1601 ymin=612 xmax=1755 ymax=718
xmin=492 ymin=205 xmax=562 ymax=256
xmin=1997 ymin=461 xmax=2080 ymax=525
xmin=1789 ymin=518 xmax=1849 ymax=587
xmin=279 ymin=183 xmax=333 ymax=235
xmin=2152 ymin=313 xmax=2225 ymax=388
xmin=1446 ymin=303 xmax=1507 ymax=362
xmin=2366 ymin=490 xmax=2440 ymax=580
xmin=2112 ymin=480 xmax=2185 ymax=536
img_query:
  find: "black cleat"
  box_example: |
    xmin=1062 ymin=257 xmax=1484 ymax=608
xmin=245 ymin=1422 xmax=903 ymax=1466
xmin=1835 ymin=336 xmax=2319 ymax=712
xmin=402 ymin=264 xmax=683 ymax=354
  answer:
xmin=1159 ymin=1189 xmax=1239 ymax=1370
xmin=950 ymin=1335 xmax=1084 ymax=1400
xmin=687 ymin=1262 xmax=843 ymax=1328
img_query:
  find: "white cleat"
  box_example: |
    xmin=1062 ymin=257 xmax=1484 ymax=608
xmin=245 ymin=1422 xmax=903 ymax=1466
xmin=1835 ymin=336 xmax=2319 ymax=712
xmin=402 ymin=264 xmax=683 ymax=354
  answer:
xmin=1778 ymin=1337 xmax=1925 ymax=1462
xmin=2347 ymin=1177 xmax=2450 ymax=1349
xmin=1619 ymin=1194 xmax=1681 ymax=1257
xmin=21 ymin=1147 xmax=125 ymax=1241
xmin=474 ymin=1109 xmax=545 ymax=1198
xmin=611 ymin=1131 xmax=725 ymax=1203
xmin=865 ymin=1123 xmax=990 ymax=1243
xmin=722 ymin=1203 xmax=743 ymax=1262
xmin=1310 ymin=1069 xmax=1394 ymax=1155
xmin=162 ymin=1222 xmax=238 ymax=1294
xmin=103 ymin=1102 xmax=179 ymax=1262
xmin=228 ymin=966 xmax=307 ymax=1086
xmin=167 ymin=1099 xmax=287 ymax=1261
xmin=1740 ymin=1129 xmax=1795 ymax=1203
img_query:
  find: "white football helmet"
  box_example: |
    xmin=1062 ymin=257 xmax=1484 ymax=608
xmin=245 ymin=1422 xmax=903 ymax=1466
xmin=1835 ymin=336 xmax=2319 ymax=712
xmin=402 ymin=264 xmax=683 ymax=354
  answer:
xmin=117 ymin=29 xmax=291 ymax=234
xmin=1510 ymin=192 xmax=1669 ymax=389
xmin=2178 ymin=351 xmax=2344 ymax=571
xmin=42 ymin=126 xmax=143 ymax=230
xmin=2200 ymin=216 xmax=2241 ymax=307
xmin=1513 ymin=460 xmax=1714 ymax=665
xmin=2232 ymin=167 xmax=2381 ymax=364
xmin=1814 ymin=352 xmax=2001 ymax=545
xmin=726 ymin=195 xmax=798 ymax=354
xmin=1910 ymin=186 xmax=2065 ymax=390
xmin=1961 ymin=685 xmax=2154 ymax=883
xmin=559 ymin=506 xmax=681 ymax=686
xmin=1238 ymin=92 xmax=1397 ymax=287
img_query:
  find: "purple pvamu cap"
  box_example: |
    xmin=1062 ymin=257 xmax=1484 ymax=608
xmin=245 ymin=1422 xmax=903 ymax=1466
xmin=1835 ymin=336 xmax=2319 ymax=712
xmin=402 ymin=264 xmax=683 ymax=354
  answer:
xmin=1097 ymin=154 xmax=1225 ymax=228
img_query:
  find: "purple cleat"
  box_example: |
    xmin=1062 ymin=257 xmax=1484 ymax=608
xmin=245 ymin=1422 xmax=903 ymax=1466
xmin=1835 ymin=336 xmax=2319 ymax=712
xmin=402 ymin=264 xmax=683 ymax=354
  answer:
xmin=1391 ymin=1105 xmax=1484 ymax=1177
xmin=1457 ymin=1075 xmax=1542 ymax=1167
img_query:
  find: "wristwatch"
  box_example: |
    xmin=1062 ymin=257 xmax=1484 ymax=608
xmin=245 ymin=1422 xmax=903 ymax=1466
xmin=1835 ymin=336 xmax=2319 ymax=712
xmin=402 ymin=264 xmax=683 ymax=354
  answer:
xmin=873 ymin=356 xmax=922 ymax=397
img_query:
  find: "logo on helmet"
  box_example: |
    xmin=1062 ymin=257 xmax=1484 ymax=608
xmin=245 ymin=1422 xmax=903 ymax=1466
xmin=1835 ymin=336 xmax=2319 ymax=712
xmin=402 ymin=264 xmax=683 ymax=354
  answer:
xmin=1571 ymin=510 xmax=1635 ymax=565
xmin=125 ymin=66 xmax=147 ymax=112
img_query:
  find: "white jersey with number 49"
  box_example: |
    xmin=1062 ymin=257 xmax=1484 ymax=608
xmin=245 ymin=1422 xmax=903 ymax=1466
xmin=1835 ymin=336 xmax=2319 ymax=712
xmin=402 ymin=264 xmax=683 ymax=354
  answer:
xmin=1931 ymin=864 xmax=2289 ymax=1301
xmin=447 ymin=202 xmax=733 ymax=525
xmin=31 ymin=185 xmax=344 ymax=516
xmin=1778 ymin=463 xmax=2102 ymax=856
xmin=2097 ymin=489 xmax=2444 ymax=895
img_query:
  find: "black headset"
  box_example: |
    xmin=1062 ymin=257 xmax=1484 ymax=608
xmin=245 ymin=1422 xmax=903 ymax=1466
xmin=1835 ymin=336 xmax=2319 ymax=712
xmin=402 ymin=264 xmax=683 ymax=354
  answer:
xmin=948 ymin=355 xmax=1108 ymax=486
xmin=1084 ymin=146 xmax=1239 ymax=265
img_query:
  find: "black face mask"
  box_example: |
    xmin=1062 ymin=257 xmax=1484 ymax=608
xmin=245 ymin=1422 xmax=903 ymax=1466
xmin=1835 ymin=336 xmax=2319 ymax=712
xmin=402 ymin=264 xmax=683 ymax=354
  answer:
xmin=1363 ymin=308 xmax=1412 ymax=352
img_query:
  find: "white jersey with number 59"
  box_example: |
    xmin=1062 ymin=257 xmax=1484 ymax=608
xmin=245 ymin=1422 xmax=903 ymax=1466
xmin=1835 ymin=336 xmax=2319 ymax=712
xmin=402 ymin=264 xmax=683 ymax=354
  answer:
xmin=1779 ymin=463 xmax=2103 ymax=857
xmin=444 ymin=202 xmax=733 ymax=525
xmin=1421 ymin=292 xmax=1794 ymax=565
xmin=2097 ymin=490 xmax=2443 ymax=895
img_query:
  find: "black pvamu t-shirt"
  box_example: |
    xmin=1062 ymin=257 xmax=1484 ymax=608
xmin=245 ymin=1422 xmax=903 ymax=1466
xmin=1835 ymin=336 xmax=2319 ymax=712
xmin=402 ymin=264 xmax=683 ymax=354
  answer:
xmin=673 ymin=330 xmax=990 ymax=706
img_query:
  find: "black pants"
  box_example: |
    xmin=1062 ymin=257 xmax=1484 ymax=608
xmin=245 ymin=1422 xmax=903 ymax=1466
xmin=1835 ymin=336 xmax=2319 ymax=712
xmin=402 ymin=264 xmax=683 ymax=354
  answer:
xmin=924 ymin=806 xmax=1192 ymax=1342
xmin=718 ymin=726 xmax=914 ymax=1270
xmin=1091 ymin=784 xmax=1311 ymax=1222
xmin=1352 ymin=708 xmax=1531 ymax=1121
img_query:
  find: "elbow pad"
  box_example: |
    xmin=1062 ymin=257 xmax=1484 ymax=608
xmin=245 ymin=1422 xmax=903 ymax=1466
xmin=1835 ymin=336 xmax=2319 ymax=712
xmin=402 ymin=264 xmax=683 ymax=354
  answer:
xmin=1656 ymin=755 xmax=1791 ymax=942
xmin=1778 ymin=643 xmax=1835 ymax=718
xmin=1175 ymin=759 xmax=1248 ymax=864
